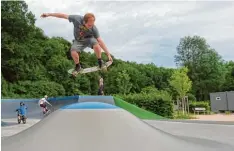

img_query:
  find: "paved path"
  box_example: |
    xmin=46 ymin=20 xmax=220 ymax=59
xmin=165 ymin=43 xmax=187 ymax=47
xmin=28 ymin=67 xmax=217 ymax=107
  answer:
xmin=145 ymin=120 xmax=234 ymax=147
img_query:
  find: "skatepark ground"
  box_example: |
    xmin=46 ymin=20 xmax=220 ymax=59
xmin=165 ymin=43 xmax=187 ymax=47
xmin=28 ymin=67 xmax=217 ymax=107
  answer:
xmin=192 ymin=114 xmax=234 ymax=121
xmin=1 ymin=95 xmax=234 ymax=151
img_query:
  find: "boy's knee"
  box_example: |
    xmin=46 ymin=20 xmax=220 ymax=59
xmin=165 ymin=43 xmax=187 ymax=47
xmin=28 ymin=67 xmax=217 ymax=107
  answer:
xmin=71 ymin=50 xmax=79 ymax=55
xmin=93 ymin=43 xmax=101 ymax=50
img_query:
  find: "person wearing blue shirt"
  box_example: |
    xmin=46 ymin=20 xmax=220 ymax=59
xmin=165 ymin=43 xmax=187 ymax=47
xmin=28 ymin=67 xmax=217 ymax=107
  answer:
xmin=16 ymin=102 xmax=28 ymax=118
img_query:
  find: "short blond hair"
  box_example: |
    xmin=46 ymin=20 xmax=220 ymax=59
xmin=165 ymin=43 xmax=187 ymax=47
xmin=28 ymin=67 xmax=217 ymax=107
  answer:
xmin=84 ymin=13 xmax=95 ymax=23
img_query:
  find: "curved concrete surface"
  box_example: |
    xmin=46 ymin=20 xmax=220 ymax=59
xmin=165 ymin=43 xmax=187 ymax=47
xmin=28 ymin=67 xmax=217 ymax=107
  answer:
xmin=78 ymin=95 xmax=115 ymax=105
xmin=2 ymin=98 xmax=234 ymax=151
xmin=1 ymin=97 xmax=78 ymax=137
xmin=2 ymin=102 xmax=234 ymax=151
xmin=61 ymin=102 xmax=118 ymax=109
xmin=145 ymin=120 xmax=234 ymax=148
xmin=1 ymin=121 xmax=7 ymax=126
xmin=1 ymin=96 xmax=115 ymax=121
xmin=1 ymin=99 xmax=43 ymax=119
xmin=155 ymin=119 xmax=234 ymax=125
xmin=1 ymin=96 xmax=114 ymax=137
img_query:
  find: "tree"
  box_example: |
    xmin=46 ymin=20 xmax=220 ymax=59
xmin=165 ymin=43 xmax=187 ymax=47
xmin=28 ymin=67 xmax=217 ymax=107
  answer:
xmin=169 ymin=67 xmax=192 ymax=114
xmin=1 ymin=1 xmax=37 ymax=82
xmin=222 ymin=61 xmax=234 ymax=91
xmin=175 ymin=36 xmax=226 ymax=100
xmin=116 ymin=70 xmax=132 ymax=95
xmin=2 ymin=1 xmax=233 ymax=102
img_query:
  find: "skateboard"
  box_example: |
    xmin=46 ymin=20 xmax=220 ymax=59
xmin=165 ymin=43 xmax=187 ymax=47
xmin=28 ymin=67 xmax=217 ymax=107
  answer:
xmin=68 ymin=61 xmax=112 ymax=76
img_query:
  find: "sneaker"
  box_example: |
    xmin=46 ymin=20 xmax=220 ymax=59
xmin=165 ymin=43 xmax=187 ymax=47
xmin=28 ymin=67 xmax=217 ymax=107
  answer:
xmin=73 ymin=64 xmax=83 ymax=74
xmin=98 ymin=59 xmax=106 ymax=68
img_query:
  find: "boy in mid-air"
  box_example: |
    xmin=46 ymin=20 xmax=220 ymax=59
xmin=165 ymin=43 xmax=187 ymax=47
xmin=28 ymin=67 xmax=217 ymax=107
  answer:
xmin=40 ymin=12 xmax=113 ymax=75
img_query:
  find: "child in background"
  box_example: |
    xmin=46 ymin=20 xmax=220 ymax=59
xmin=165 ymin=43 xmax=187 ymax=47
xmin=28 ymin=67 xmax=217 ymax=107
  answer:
xmin=16 ymin=102 xmax=28 ymax=119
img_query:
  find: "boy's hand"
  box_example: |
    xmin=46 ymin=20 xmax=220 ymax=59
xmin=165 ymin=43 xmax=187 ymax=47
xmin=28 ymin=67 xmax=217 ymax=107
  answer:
xmin=41 ymin=13 xmax=50 ymax=18
xmin=107 ymin=54 xmax=113 ymax=62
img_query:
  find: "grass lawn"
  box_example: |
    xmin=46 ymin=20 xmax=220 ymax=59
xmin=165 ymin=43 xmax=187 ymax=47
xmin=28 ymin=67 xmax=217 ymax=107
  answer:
xmin=113 ymin=97 xmax=166 ymax=120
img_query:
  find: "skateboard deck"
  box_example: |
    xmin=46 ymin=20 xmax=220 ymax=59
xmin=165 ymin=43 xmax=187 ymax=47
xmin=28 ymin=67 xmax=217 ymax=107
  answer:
xmin=68 ymin=61 xmax=112 ymax=76
xmin=43 ymin=109 xmax=52 ymax=117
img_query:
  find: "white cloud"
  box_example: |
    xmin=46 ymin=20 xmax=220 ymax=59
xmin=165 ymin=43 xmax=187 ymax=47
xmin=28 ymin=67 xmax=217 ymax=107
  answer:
xmin=25 ymin=1 xmax=234 ymax=67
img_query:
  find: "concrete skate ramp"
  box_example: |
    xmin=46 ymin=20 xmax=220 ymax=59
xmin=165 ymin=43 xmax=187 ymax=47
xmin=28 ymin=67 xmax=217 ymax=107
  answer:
xmin=1 ymin=96 xmax=114 ymax=125
xmin=1 ymin=121 xmax=7 ymax=126
xmin=1 ymin=97 xmax=78 ymax=120
xmin=2 ymin=102 xmax=234 ymax=151
xmin=1 ymin=99 xmax=43 ymax=119
xmin=78 ymin=95 xmax=115 ymax=105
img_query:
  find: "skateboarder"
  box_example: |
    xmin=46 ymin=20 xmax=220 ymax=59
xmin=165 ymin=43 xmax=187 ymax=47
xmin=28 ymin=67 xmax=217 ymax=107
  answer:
xmin=40 ymin=12 xmax=113 ymax=74
xmin=98 ymin=76 xmax=104 ymax=95
xmin=38 ymin=95 xmax=52 ymax=114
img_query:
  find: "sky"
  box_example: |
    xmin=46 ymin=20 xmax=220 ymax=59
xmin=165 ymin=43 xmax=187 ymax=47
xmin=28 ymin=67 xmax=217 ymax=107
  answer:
xmin=25 ymin=0 xmax=234 ymax=68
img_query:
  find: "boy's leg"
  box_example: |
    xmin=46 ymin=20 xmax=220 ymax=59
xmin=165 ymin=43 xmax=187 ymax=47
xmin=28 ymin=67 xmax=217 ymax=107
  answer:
xmin=70 ymin=40 xmax=86 ymax=72
xmin=71 ymin=51 xmax=81 ymax=72
xmin=88 ymin=38 xmax=105 ymax=68
xmin=44 ymin=103 xmax=48 ymax=112
xmin=40 ymin=104 xmax=44 ymax=110
xmin=98 ymin=88 xmax=102 ymax=95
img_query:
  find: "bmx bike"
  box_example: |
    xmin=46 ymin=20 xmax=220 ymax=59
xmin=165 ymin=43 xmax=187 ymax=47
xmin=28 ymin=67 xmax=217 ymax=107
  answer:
xmin=16 ymin=109 xmax=26 ymax=124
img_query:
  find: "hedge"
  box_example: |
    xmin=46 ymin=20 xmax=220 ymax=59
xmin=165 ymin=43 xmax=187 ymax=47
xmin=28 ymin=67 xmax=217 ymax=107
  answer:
xmin=4 ymin=80 xmax=65 ymax=98
xmin=189 ymin=101 xmax=210 ymax=112
xmin=116 ymin=93 xmax=174 ymax=118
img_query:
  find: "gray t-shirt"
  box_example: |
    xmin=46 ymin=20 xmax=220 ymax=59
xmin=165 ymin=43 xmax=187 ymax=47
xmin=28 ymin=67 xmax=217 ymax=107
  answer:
xmin=68 ymin=15 xmax=100 ymax=41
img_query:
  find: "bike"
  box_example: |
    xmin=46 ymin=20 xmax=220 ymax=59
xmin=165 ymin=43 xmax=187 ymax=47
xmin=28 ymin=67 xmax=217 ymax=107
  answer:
xmin=41 ymin=104 xmax=53 ymax=117
xmin=16 ymin=109 xmax=27 ymax=124
xmin=43 ymin=108 xmax=51 ymax=115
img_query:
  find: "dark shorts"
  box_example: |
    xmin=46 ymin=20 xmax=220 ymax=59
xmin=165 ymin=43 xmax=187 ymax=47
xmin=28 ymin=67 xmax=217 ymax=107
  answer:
xmin=98 ymin=85 xmax=104 ymax=95
xmin=71 ymin=38 xmax=98 ymax=52
xmin=40 ymin=103 xmax=46 ymax=108
xmin=17 ymin=114 xmax=26 ymax=118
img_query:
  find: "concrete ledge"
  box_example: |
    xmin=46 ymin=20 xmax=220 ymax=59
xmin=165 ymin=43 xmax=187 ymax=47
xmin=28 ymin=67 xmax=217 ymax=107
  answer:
xmin=60 ymin=102 xmax=118 ymax=109
xmin=78 ymin=95 xmax=115 ymax=105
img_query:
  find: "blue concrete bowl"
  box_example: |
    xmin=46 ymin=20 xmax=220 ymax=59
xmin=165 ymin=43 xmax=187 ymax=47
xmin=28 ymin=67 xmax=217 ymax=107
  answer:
xmin=60 ymin=102 xmax=118 ymax=109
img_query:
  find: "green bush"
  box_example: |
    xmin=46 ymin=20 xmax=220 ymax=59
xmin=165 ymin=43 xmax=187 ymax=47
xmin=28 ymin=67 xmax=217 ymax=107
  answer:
xmin=1 ymin=75 xmax=9 ymax=97
xmin=141 ymin=86 xmax=172 ymax=101
xmin=225 ymin=111 xmax=231 ymax=115
xmin=113 ymin=97 xmax=166 ymax=120
xmin=117 ymin=92 xmax=174 ymax=118
xmin=8 ymin=80 xmax=65 ymax=98
xmin=189 ymin=101 xmax=210 ymax=112
xmin=174 ymin=111 xmax=197 ymax=119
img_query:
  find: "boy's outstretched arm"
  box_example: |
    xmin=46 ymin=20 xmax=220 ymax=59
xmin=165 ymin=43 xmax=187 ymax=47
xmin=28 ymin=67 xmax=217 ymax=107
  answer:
xmin=40 ymin=13 xmax=68 ymax=19
xmin=45 ymin=100 xmax=52 ymax=106
xmin=96 ymin=37 xmax=113 ymax=62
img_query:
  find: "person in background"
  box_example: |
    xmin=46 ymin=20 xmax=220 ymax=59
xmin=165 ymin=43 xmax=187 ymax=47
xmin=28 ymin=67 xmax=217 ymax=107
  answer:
xmin=16 ymin=102 xmax=28 ymax=119
xmin=38 ymin=95 xmax=52 ymax=114
xmin=98 ymin=76 xmax=104 ymax=95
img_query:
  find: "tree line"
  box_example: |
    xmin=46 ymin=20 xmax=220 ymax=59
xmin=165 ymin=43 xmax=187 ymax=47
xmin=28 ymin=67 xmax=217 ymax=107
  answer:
xmin=2 ymin=1 xmax=234 ymax=103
